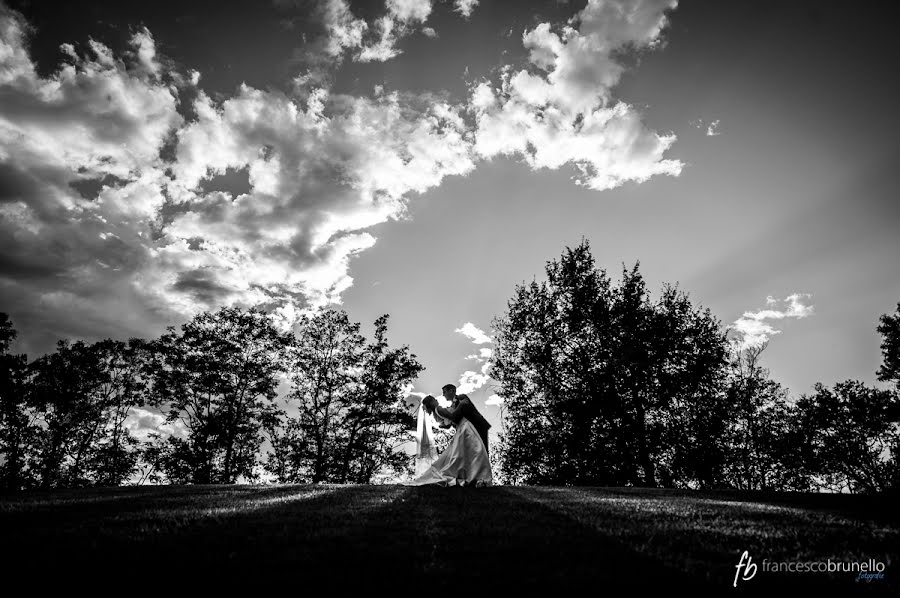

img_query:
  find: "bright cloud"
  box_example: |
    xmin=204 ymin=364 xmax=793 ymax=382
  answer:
xmin=319 ymin=0 xmax=368 ymax=58
xmin=691 ymin=117 xmax=721 ymax=136
xmin=0 ymin=10 xmax=185 ymax=347
xmin=470 ymin=0 xmax=683 ymax=190
xmin=467 ymin=347 xmax=493 ymax=360
xmin=0 ymin=7 xmax=474 ymax=347
xmin=485 ymin=394 xmax=504 ymax=406
xmin=357 ymin=15 xmax=403 ymax=63
xmin=454 ymin=0 xmax=479 ymax=18
xmin=455 ymin=322 xmax=492 ymax=344
xmin=730 ymin=293 xmax=814 ymax=350
xmin=147 ymin=84 xmax=476 ymax=325
xmin=456 ymin=323 xmax=493 ymax=393
xmin=1 ymin=1 xmax=688 ymax=355
xmin=387 ymin=0 xmax=433 ymax=24
xmin=318 ymin=0 xmax=436 ymax=64
xmin=124 ymin=407 xmax=189 ymax=443
xmin=457 ymin=369 xmax=489 ymax=394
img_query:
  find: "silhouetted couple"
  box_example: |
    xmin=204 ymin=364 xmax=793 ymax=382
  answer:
xmin=402 ymin=384 xmax=492 ymax=487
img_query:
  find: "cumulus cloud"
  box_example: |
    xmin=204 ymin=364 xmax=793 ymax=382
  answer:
xmin=466 ymin=347 xmax=493 ymax=360
xmin=0 ymin=8 xmax=184 ymax=351
xmin=139 ymin=84 xmax=475 ymax=327
xmin=356 ymin=15 xmax=403 ymax=63
xmin=317 ymin=0 xmax=435 ymax=64
xmin=730 ymin=293 xmax=814 ymax=350
xmin=485 ymin=394 xmax=503 ymax=406
xmin=690 ymin=117 xmax=720 ymax=136
xmin=455 ymin=322 xmax=493 ymax=393
xmin=319 ymin=0 xmax=368 ymax=58
xmin=0 ymin=7 xmax=474 ymax=353
xmin=1 ymin=1 xmax=688 ymax=358
xmin=457 ymin=369 xmax=489 ymax=394
xmin=455 ymin=322 xmax=492 ymax=344
xmin=469 ymin=0 xmax=682 ymax=190
xmin=124 ymin=407 xmax=189 ymax=443
xmin=454 ymin=0 xmax=479 ymax=18
xmin=387 ymin=0 xmax=433 ymax=24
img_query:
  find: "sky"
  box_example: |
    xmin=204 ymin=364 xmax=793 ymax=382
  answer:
xmin=2 ymin=0 xmax=899 ymax=447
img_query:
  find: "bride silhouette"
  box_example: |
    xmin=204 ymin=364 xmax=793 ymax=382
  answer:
xmin=402 ymin=384 xmax=492 ymax=487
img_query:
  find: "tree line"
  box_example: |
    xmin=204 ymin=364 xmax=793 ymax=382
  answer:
xmin=3 ymin=239 xmax=898 ymax=493
xmin=0 ymin=307 xmax=422 ymax=490
xmin=489 ymin=240 xmax=900 ymax=493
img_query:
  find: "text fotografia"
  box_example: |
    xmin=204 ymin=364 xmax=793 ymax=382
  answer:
xmin=734 ymin=551 xmax=887 ymax=585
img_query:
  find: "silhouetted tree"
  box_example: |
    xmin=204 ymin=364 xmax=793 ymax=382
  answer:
xmin=877 ymin=302 xmax=900 ymax=388
xmin=265 ymin=309 xmax=421 ymax=483
xmin=85 ymin=339 xmax=150 ymax=486
xmin=491 ymin=240 xmax=730 ymax=487
xmin=338 ymin=314 xmax=423 ymax=482
xmin=650 ymin=283 xmax=731 ymax=489
xmin=144 ymin=306 xmax=290 ymax=484
xmin=0 ymin=313 xmax=38 ymax=490
xmin=794 ymin=380 xmax=899 ymax=493
xmin=788 ymin=306 xmax=900 ymax=493
xmin=718 ymin=342 xmax=812 ymax=491
xmin=27 ymin=338 xmax=145 ymax=487
xmin=491 ymin=242 xmax=612 ymax=485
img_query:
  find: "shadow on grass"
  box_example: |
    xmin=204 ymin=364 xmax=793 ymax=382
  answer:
xmin=508 ymin=486 xmax=899 ymax=594
xmin=2 ymin=484 xmax=896 ymax=593
xmin=2 ymin=484 xmax=705 ymax=591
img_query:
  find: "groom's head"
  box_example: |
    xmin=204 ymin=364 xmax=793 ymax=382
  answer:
xmin=441 ymin=383 xmax=457 ymax=401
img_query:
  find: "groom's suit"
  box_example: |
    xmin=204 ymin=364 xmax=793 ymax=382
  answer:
xmin=444 ymin=394 xmax=491 ymax=456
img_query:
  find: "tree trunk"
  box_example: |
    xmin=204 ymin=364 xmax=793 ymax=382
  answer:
xmin=633 ymin=387 xmax=655 ymax=487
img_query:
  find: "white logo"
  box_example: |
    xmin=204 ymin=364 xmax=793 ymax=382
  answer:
xmin=734 ymin=551 xmax=758 ymax=586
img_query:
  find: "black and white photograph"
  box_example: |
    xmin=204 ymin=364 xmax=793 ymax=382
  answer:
xmin=1 ymin=0 xmax=898 ymax=592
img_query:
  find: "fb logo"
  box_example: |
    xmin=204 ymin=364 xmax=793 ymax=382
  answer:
xmin=734 ymin=551 xmax=757 ymax=586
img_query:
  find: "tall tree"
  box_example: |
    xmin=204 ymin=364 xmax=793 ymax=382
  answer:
xmin=794 ymin=380 xmax=899 ymax=493
xmin=266 ymin=309 xmax=421 ymax=484
xmin=611 ymin=262 xmax=657 ymax=486
xmin=0 ymin=313 xmax=38 ymax=490
xmin=491 ymin=243 xmax=612 ymax=485
xmin=285 ymin=309 xmax=365 ymax=483
xmin=86 ymin=339 xmax=150 ymax=486
xmin=792 ymin=304 xmax=900 ymax=493
xmin=491 ymin=240 xmax=730 ymax=487
xmin=876 ymin=302 xmax=900 ymax=388
xmin=337 ymin=314 xmax=423 ymax=483
xmin=718 ymin=342 xmax=811 ymax=491
xmin=145 ymin=306 xmax=290 ymax=484
xmin=28 ymin=340 xmax=106 ymax=488
xmin=651 ymin=283 xmax=731 ymax=489
xmin=26 ymin=337 xmax=149 ymax=487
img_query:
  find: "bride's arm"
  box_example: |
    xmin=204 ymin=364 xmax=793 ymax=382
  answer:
xmin=435 ymin=401 xmax=466 ymax=425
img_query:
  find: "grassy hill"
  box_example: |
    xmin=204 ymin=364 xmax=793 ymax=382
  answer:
xmin=1 ymin=484 xmax=897 ymax=592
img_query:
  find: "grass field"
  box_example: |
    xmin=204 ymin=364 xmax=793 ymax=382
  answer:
xmin=1 ymin=484 xmax=897 ymax=592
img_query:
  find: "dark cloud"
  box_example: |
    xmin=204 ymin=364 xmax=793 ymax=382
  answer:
xmin=68 ymin=174 xmax=127 ymax=201
xmin=197 ymin=166 xmax=251 ymax=197
xmin=171 ymin=268 xmax=234 ymax=306
xmin=0 ymin=162 xmax=39 ymax=202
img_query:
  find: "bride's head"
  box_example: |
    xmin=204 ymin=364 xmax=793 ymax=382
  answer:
xmin=422 ymin=395 xmax=437 ymax=414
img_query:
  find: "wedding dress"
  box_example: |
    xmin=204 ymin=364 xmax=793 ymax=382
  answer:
xmin=402 ymin=404 xmax=492 ymax=487
xmin=413 ymin=400 xmax=439 ymax=477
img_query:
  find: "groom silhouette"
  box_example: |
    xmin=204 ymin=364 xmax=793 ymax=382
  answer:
xmin=432 ymin=383 xmax=491 ymax=457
